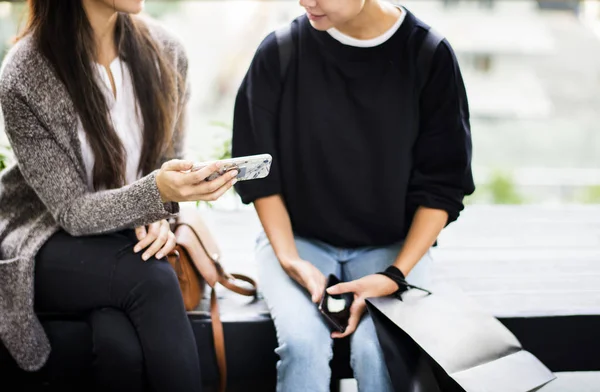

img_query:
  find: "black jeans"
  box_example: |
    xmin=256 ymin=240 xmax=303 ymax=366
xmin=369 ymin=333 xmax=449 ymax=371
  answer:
xmin=34 ymin=230 xmax=202 ymax=392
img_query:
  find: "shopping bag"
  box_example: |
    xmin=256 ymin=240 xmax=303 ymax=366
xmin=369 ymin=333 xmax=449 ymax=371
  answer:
xmin=366 ymin=284 xmax=556 ymax=392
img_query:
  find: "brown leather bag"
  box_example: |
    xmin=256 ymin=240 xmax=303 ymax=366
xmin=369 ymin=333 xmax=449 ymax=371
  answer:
xmin=166 ymin=209 xmax=257 ymax=392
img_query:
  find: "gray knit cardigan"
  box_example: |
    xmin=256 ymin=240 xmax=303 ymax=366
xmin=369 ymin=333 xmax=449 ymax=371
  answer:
xmin=0 ymin=18 xmax=189 ymax=371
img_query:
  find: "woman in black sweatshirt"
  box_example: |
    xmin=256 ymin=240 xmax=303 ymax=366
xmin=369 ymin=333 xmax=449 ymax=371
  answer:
xmin=232 ymin=0 xmax=474 ymax=390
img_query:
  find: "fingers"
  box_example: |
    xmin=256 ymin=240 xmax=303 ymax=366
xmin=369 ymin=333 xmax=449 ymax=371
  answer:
xmin=309 ymin=277 xmax=325 ymax=304
xmin=193 ymin=175 xmax=238 ymax=202
xmin=332 ymin=298 xmax=365 ymax=339
xmin=190 ymin=162 xmax=221 ymax=183
xmin=141 ymin=220 xmax=171 ymax=261
xmin=314 ymin=272 xmax=327 ymax=303
xmin=156 ymin=231 xmax=176 ymax=260
xmin=327 ymin=281 xmax=356 ymax=296
xmin=298 ymin=263 xmax=326 ymax=303
xmin=159 ymin=161 xmax=240 ymax=203
xmin=134 ymin=221 xmax=160 ymax=253
xmin=135 ymin=226 xmax=147 ymax=241
xmin=162 ymin=159 xmax=193 ymax=172
xmin=204 ymin=170 xmax=238 ymax=193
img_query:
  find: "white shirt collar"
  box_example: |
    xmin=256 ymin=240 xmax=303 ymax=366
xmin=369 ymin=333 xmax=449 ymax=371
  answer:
xmin=327 ymin=6 xmax=406 ymax=48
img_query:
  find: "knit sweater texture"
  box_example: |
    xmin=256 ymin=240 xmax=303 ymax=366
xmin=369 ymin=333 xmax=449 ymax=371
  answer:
xmin=0 ymin=17 xmax=189 ymax=371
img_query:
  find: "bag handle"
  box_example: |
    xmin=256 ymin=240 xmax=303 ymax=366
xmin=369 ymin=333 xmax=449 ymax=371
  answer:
xmin=179 ymin=221 xmax=258 ymax=297
xmin=219 ymin=272 xmax=257 ymax=297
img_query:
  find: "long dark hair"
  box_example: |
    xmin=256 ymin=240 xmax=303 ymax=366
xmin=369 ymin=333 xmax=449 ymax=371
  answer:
xmin=20 ymin=0 xmax=179 ymax=190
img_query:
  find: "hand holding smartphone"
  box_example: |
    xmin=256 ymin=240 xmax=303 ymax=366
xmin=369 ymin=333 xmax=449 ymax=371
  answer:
xmin=192 ymin=153 xmax=272 ymax=182
xmin=318 ymin=275 xmax=353 ymax=333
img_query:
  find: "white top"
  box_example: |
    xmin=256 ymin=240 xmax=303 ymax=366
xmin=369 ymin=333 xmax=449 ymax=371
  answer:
xmin=77 ymin=58 xmax=143 ymax=190
xmin=327 ymin=6 xmax=406 ymax=48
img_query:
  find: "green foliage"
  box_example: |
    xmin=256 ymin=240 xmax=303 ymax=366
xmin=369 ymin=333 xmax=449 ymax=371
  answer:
xmin=465 ymin=170 xmax=525 ymax=205
xmin=0 ymin=145 xmax=12 ymax=172
xmin=209 ymin=121 xmax=233 ymax=160
xmin=196 ymin=122 xmax=234 ymax=209
xmin=577 ymin=185 xmax=600 ymax=204
xmin=209 ymin=121 xmax=232 ymax=130
xmin=483 ymin=170 xmax=525 ymax=204
xmin=214 ymin=137 xmax=232 ymax=161
xmin=463 ymin=193 xmax=477 ymax=205
xmin=0 ymin=153 xmax=7 ymax=171
xmin=143 ymin=3 xmax=183 ymax=19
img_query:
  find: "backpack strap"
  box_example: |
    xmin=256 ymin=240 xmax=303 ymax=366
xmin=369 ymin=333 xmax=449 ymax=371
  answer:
xmin=276 ymin=22 xmax=443 ymax=91
xmin=275 ymin=24 xmax=294 ymax=82
xmin=416 ymin=27 xmax=445 ymax=92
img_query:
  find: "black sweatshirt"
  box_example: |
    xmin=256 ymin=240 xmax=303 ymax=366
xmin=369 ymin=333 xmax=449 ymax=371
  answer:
xmin=232 ymin=9 xmax=475 ymax=249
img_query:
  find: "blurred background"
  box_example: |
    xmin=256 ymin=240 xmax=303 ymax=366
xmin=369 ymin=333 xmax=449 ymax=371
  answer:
xmin=1 ymin=0 xmax=600 ymax=207
xmin=1 ymin=3 xmax=599 ymax=391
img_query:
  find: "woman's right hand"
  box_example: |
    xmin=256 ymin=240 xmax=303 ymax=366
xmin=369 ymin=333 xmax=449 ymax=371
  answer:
xmin=155 ymin=159 xmax=238 ymax=203
xmin=282 ymin=259 xmax=327 ymax=304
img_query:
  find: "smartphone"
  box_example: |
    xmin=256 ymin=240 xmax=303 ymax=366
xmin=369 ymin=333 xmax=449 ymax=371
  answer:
xmin=318 ymin=274 xmax=353 ymax=333
xmin=192 ymin=153 xmax=272 ymax=182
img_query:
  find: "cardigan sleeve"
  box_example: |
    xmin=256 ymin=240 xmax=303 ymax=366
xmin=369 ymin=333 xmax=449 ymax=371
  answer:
xmin=0 ymin=79 xmax=182 ymax=237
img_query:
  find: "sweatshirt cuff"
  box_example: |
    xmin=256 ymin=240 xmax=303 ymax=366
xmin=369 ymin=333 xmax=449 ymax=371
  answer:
xmin=407 ymin=192 xmax=463 ymax=225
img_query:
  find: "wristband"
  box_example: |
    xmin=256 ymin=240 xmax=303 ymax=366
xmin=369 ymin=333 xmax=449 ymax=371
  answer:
xmin=377 ymin=265 xmax=433 ymax=297
xmin=377 ymin=265 xmax=407 ymax=292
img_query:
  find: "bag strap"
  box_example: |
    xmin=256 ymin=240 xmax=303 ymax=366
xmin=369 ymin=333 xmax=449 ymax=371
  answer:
xmin=210 ymin=288 xmax=227 ymax=392
xmin=416 ymin=27 xmax=445 ymax=93
xmin=209 ymin=274 xmax=256 ymax=392
xmin=174 ymin=212 xmax=257 ymax=392
xmin=275 ymin=22 xmax=444 ymax=91
xmin=275 ymin=23 xmax=294 ymax=82
xmin=175 ymin=212 xmax=221 ymax=263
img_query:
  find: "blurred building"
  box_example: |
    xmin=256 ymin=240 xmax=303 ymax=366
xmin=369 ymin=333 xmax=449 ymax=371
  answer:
xmin=0 ymin=0 xmax=599 ymax=204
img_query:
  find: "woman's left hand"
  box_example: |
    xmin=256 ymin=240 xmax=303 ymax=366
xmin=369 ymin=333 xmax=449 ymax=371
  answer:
xmin=133 ymin=220 xmax=176 ymax=261
xmin=326 ymin=273 xmax=399 ymax=338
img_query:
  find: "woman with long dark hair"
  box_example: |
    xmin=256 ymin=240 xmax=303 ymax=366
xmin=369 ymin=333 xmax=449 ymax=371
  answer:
xmin=0 ymin=1 xmax=237 ymax=390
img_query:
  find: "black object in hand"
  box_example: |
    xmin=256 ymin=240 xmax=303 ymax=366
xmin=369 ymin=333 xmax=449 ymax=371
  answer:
xmin=318 ymin=274 xmax=353 ymax=333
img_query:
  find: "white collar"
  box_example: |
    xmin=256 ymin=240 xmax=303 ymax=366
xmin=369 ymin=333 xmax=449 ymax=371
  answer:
xmin=327 ymin=6 xmax=406 ymax=48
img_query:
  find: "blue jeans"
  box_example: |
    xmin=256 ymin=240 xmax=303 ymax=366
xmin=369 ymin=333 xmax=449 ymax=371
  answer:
xmin=256 ymin=233 xmax=433 ymax=392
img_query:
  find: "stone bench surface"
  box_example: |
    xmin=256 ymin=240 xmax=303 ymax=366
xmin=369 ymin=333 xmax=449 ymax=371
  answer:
xmin=200 ymin=204 xmax=600 ymax=318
